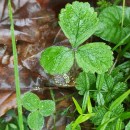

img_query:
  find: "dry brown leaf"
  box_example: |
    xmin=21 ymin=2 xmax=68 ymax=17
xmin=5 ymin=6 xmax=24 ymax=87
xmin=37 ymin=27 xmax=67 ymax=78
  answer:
xmin=0 ymin=90 xmax=16 ymax=117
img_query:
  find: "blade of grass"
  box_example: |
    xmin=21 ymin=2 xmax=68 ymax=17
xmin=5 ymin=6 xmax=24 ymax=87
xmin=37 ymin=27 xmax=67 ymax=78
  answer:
xmin=112 ymin=33 xmax=130 ymax=51
xmin=121 ymin=0 xmax=126 ymax=27
xmin=8 ymin=1 xmax=24 ymax=130
xmin=72 ymin=97 xmax=83 ymax=115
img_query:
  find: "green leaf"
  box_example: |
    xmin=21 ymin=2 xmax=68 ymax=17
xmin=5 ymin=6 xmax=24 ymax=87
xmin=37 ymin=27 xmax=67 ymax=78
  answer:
xmin=75 ymin=72 xmax=95 ymax=95
xmin=97 ymin=92 xmax=105 ymax=106
xmin=125 ymin=121 xmax=130 ymax=130
xmin=120 ymin=112 xmax=130 ymax=120
xmin=22 ymin=92 xmax=40 ymax=111
xmin=110 ymin=104 xmax=124 ymax=119
xmin=81 ymin=92 xmax=93 ymax=114
xmin=87 ymin=95 xmax=92 ymax=113
xmin=76 ymin=43 xmax=113 ymax=74
xmin=91 ymin=106 xmax=107 ymax=125
xmin=27 ymin=111 xmax=44 ymax=130
xmin=72 ymin=97 xmax=83 ymax=114
xmin=117 ymin=61 xmax=130 ymax=70
xmin=82 ymin=92 xmax=89 ymax=113
xmin=95 ymin=73 xmax=128 ymax=104
xmin=59 ymin=1 xmax=98 ymax=47
xmin=109 ymin=89 xmax=130 ymax=111
xmin=105 ymin=119 xmax=124 ymax=130
xmin=97 ymin=117 xmax=117 ymax=130
xmin=95 ymin=6 xmax=130 ymax=44
xmin=65 ymin=122 xmax=81 ymax=130
xmin=9 ymin=124 xmax=17 ymax=129
xmin=123 ymin=52 xmax=130 ymax=58
xmin=98 ymin=105 xmax=124 ymax=130
xmin=5 ymin=125 xmax=9 ymax=130
xmin=40 ymin=46 xmax=74 ymax=74
xmin=116 ymin=118 xmax=122 ymax=130
xmin=101 ymin=111 xmax=111 ymax=125
xmin=73 ymin=113 xmax=95 ymax=130
xmin=96 ymin=74 xmax=104 ymax=90
xmin=39 ymin=100 xmax=55 ymax=117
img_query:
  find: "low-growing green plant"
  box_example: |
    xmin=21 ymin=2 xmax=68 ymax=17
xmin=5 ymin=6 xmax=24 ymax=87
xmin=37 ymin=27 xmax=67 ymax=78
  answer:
xmin=75 ymin=70 xmax=130 ymax=129
xmin=22 ymin=92 xmax=55 ymax=130
xmin=39 ymin=1 xmax=130 ymax=129
xmin=40 ymin=1 xmax=113 ymax=75
xmin=7 ymin=0 xmax=130 ymax=129
xmin=65 ymin=96 xmax=94 ymax=130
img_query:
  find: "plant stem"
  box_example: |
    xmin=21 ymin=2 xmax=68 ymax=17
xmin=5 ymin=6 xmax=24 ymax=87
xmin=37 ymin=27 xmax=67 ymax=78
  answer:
xmin=109 ymin=54 xmax=119 ymax=74
xmin=8 ymin=1 xmax=24 ymax=130
xmin=50 ymin=90 xmax=56 ymax=130
xmin=121 ymin=0 xmax=125 ymax=27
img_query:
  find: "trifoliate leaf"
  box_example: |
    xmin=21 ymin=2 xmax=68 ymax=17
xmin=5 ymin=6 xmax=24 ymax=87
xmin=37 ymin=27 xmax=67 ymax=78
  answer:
xmin=59 ymin=1 xmax=98 ymax=47
xmin=95 ymin=6 xmax=130 ymax=44
xmin=76 ymin=72 xmax=96 ymax=95
xmin=39 ymin=100 xmax=55 ymax=117
xmin=22 ymin=92 xmax=40 ymax=111
xmin=40 ymin=46 xmax=74 ymax=74
xmin=76 ymin=43 xmax=113 ymax=74
xmin=27 ymin=111 xmax=44 ymax=130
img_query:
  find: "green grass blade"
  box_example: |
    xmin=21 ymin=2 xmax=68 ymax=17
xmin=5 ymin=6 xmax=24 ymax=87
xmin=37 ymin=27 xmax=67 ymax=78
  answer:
xmin=8 ymin=1 xmax=24 ymax=130
xmin=72 ymin=97 xmax=83 ymax=115
xmin=110 ymin=89 xmax=130 ymax=111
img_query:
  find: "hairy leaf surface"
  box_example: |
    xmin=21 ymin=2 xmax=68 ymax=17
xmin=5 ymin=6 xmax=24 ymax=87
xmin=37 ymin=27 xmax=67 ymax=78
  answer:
xmin=76 ymin=43 xmax=113 ymax=74
xmin=59 ymin=1 xmax=98 ymax=47
xmin=22 ymin=92 xmax=40 ymax=111
xmin=27 ymin=111 xmax=44 ymax=130
xmin=39 ymin=100 xmax=55 ymax=117
xmin=40 ymin=46 xmax=74 ymax=74
xmin=76 ymin=72 xmax=96 ymax=95
xmin=91 ymin=106 xmax=107 ymax=125
xmin=102 ymin=74 xmax=127 ymax=103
